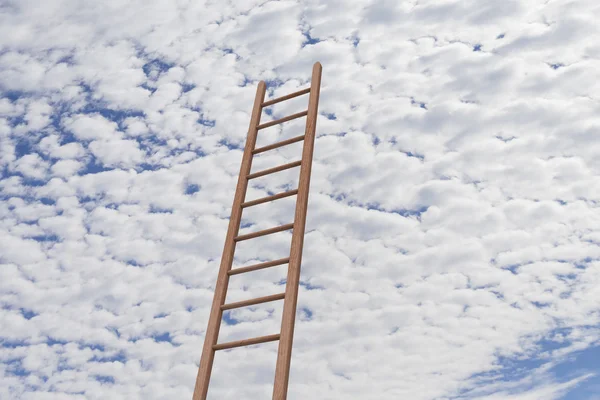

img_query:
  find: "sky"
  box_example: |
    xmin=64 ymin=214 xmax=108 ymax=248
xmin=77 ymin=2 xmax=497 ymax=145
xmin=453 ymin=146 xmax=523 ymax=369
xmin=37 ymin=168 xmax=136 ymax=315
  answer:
xmin=1 ymin=0 xmax=600 ymax=399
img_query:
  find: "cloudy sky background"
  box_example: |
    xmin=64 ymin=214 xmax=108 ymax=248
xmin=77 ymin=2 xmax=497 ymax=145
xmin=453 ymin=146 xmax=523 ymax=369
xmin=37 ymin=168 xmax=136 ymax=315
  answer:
xmin=1 ymin=0 xmax=600 ymax=399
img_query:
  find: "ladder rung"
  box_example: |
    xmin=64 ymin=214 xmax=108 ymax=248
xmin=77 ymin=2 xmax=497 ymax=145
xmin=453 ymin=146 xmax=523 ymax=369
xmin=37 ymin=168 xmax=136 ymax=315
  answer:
xmin=247 ymin=160 xmax=302 ymax=180
xmin=213 ymin=333 xmax=281 ymax=351
xmin=262 ymin=88 xmax=311 ymax=107
xmin=234 ymin=223 xmax=294 ymax=242
xmin=252 ymin=135 xmax=305 ymax=155
xmin=242 ymin=189 xmax=298 ymax=208
xmin=221 ymin=293 xmax=285 ymax=311
xmin=257 ymin=110 xmax=308 ymax=130
xmin=228 ymin=257 xmax=290 ymax=276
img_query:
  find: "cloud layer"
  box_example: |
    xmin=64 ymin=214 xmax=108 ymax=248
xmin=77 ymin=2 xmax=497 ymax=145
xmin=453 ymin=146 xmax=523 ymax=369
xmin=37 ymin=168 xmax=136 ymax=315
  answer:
xmin=1 ymin=0 xmax=600 ymax=399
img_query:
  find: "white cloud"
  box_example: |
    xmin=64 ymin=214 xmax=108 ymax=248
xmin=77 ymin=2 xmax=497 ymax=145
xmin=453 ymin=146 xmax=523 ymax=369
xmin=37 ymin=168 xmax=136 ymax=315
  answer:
xmin=50 ymin=159 xmax=83 ymax=177
xmin=13 ymin=99 xmax=53 ymax=134
xmin=14 ymin=153 xmax=49 ymax=180
xmin=63 ymin=114 xmax=120 ymax=142
xmin=88 ymin=139 xmax=144 ymax=168
xmin=39 ymin=135 xmax=86 ymax=160
xmin=0 ymin=233 xmax=46 ymax=264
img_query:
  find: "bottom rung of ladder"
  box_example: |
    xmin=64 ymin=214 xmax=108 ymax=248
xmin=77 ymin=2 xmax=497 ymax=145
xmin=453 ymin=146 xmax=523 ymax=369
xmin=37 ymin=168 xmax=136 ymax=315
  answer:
xmin=213 ymin=333 xmax=280 ymax=351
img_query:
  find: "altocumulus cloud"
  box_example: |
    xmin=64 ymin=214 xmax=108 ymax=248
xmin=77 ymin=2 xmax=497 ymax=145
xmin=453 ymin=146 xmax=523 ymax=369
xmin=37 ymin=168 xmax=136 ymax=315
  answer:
xmin=1 ymin=0 xmax=600 ymax=399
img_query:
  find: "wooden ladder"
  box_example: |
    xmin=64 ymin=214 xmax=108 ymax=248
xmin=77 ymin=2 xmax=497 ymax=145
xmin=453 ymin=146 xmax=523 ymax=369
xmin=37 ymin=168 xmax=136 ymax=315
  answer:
xmin=193 ymin=62 xmax=323 ymax=400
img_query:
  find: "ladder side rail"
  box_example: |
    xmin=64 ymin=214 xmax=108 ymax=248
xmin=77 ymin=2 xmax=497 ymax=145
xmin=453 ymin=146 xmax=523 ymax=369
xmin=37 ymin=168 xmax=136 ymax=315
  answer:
xmin=272 ymin=62 xmax=323 ymax=400
xmin=192 ymin=81 xmax=267 ymax=400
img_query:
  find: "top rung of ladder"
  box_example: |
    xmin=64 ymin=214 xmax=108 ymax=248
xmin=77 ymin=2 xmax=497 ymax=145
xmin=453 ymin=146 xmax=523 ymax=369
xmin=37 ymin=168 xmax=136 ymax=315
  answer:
xmin=261 ymin=87 xmax=311 ymax=108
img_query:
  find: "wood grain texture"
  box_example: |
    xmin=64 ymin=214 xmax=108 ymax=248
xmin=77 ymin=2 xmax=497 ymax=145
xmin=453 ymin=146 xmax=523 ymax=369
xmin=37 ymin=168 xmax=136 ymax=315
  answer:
xmin=192 ymin=81 xmax=266 ymax=400
xmin=221 ymin=292 xmax=286 ymax=311
xmin=257 ymin=110 xmax=308 ymax=130
xmin=241 ymin=189 xmax=298 ymax=208
xmin=213 ymin=334 xmax=281 ymax=351
xmin=247 ymin=160 xmax=302 ymax=180
xmin=234 ymin=223 xmax=294 ymax=242
xmin=227 ymin=257 xmax=290 ymax=276
xmin=272 ymin=62 xmax=322 ymax=400
xmin=252 ymin=135 xmax=305 ymax=155
xmin=262 ymin=87 xmax=310 ymax=107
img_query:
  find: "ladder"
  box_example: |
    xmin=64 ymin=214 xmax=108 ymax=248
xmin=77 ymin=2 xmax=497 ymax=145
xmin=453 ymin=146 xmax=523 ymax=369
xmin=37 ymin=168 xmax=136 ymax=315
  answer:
xmin=193 ymin=62 xmax=323 ymax=400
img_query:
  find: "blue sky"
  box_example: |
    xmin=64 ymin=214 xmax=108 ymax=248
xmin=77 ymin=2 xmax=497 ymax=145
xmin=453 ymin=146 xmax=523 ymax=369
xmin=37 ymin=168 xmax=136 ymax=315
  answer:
xmin=1 ymin=0 xmax=600 ymax=399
